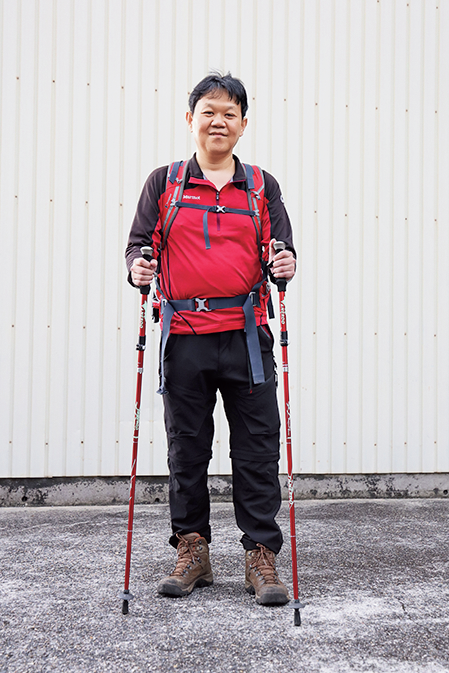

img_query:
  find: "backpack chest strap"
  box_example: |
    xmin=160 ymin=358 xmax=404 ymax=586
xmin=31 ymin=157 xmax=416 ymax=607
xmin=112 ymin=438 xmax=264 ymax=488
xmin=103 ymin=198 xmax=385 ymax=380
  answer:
xmin=174 ymin=201 xmax=256 ymax=249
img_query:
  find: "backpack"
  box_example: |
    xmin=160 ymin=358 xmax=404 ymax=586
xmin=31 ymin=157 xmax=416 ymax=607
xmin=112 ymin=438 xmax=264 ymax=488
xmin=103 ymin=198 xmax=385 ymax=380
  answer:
xmin=153 ymin=159 xmax=272 ymax=394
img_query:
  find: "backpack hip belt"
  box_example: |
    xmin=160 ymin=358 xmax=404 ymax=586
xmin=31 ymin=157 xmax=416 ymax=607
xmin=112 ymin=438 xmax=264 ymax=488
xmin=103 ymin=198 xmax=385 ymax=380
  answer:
xmin=156 ymin=282 xmax=266 ymax=395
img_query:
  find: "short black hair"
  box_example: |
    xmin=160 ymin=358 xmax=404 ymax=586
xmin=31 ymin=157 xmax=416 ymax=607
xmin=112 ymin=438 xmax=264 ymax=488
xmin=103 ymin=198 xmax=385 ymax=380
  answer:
xmin=188 ymin=71 xmax=248 ymax=119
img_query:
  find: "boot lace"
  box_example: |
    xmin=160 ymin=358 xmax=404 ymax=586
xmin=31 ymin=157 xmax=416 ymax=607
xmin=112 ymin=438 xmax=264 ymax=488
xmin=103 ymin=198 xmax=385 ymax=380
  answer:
xmin=249 ymin=544 xmax=280 ymax=585
xmin=171 ymin=534 xmax=203 ymax=577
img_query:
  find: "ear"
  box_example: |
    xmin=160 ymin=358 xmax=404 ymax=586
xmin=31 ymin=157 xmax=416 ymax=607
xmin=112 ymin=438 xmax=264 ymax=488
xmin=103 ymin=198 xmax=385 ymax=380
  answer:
xmin=240 ymin=117 xmax=248 ymax=137
xmin=186 ymin=110 xmax=193 ymax=131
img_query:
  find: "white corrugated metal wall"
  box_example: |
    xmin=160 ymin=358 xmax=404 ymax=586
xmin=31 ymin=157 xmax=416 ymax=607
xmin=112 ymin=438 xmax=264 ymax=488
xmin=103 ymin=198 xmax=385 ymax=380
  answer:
xmin=0 ymin=0 xmax=448 ymax=478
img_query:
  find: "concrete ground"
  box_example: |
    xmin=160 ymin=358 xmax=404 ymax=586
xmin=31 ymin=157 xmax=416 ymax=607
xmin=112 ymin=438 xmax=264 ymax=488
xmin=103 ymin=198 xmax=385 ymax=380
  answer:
xmin=1 ymin=499 xmax=448 ymax=673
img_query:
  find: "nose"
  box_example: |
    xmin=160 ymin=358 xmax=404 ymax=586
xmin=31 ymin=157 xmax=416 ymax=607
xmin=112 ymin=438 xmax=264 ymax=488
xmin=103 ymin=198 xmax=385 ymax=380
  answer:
xmin=211 ymin=114 xmax=226 ymax=126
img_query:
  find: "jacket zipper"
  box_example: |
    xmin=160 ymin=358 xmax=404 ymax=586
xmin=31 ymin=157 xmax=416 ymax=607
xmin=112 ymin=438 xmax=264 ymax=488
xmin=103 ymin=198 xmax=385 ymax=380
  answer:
xmin=216 ymin=190 xmax=221 ymax=232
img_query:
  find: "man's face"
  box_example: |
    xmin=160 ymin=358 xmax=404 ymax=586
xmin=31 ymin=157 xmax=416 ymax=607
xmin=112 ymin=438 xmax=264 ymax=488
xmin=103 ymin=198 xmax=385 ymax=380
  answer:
xmin=186 ymin=90 xmax=248 ymax=158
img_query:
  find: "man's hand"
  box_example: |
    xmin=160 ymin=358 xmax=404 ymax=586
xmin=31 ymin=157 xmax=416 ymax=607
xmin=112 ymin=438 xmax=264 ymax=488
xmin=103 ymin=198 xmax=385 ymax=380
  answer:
xmin=268 ymin=239 xmax=296 ymax=281
xmin=131 ymin=257 xmax=158 ymax=286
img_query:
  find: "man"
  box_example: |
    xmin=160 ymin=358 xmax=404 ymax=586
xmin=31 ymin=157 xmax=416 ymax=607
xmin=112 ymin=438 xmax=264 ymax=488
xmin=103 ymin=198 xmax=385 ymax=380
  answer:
xmin=125 ymin=72 xmax=296 ymax=606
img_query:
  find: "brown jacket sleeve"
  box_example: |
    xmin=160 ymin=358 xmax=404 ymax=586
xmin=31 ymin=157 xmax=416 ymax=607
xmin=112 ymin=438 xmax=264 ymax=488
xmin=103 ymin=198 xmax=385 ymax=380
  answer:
xmin=125 ymin=165 xmax=168 ymax=285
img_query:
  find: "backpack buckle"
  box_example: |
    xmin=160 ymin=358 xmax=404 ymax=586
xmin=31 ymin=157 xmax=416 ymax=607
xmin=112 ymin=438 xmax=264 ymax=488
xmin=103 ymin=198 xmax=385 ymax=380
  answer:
xmin=216 ymin=206 xmax=226 ymax=214
xmin=194 ymin=298 xmax=211 ymax=312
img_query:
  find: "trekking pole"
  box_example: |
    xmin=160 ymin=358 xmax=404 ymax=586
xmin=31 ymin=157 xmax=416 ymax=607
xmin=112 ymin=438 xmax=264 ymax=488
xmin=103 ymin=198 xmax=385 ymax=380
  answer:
xmin=119 ymin=245 xmax=153 ymax=615
xmin=273 ymin=241 xmax=304 ymax=627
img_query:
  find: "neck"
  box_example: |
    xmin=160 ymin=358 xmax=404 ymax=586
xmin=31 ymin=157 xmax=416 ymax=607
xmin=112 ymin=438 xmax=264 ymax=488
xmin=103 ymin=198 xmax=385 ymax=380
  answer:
xmin=195 ymin=151 xmax=235 ymax=175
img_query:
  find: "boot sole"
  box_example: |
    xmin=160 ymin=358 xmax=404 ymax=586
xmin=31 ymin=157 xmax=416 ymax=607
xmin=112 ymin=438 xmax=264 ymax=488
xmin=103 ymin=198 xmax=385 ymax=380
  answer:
xmin=245 ymin=582 xmax=290 ymax=606
xmin=157 ymin=573 xmax=213 ymax=598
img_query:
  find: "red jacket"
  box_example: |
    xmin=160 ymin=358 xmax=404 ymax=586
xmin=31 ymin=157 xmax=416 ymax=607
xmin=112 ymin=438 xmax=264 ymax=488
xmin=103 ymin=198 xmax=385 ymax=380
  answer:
xmin=126 ymin=154 xmax=295 ymax=334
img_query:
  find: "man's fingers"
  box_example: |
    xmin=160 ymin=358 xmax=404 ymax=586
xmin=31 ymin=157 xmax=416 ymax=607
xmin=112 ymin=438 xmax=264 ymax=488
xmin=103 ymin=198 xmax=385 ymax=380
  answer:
xmin=270 ymin=251 xmax=296 ymax=281
xmin=133 ymin=257 xmax=152 ymax=269
xmin=131 ymin=257 xmax=157 ymax=286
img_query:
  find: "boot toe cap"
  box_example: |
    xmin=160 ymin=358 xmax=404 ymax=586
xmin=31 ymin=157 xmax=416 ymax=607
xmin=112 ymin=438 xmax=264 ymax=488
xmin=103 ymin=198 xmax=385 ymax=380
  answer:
xmin=256 ymin=586 xmax=290 ymax=606
xmin=157 ymin=578 xmax=188 ymax=597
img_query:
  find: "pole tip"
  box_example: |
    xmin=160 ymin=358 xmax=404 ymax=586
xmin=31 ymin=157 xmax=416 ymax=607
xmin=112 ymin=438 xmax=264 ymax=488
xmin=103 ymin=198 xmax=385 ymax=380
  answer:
xmin=119 ymin=589 xmax=134 ymax=614
xmin=294 ymin=609 xmax=301 ymax=626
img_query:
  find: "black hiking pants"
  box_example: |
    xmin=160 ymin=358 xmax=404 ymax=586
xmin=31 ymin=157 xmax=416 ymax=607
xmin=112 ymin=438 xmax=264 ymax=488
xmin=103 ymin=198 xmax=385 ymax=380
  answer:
xmin=162 ymin=327 xmax=283 ymax=554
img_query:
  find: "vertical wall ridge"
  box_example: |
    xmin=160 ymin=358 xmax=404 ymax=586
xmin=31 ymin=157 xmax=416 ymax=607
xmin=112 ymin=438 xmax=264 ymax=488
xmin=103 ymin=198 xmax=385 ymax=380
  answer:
xmin=0 ymin=0 xmax=448 ymax=478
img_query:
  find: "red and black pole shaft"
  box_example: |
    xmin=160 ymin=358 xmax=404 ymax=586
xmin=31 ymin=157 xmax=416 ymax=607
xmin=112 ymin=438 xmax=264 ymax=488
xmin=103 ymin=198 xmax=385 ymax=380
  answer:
xmin=120 ymin=245 xmax=153 ymax=615
xmin=273 ymin=241 xmax=304 ymax=626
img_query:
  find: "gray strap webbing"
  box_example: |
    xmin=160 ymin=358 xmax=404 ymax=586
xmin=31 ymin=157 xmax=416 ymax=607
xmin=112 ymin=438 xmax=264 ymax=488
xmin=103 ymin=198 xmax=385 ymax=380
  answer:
xmin=242 ymin=294 xmax=265 ymax=385
xmin=157 ymin=301 xmax=175 ymax=395
xmin=168 ymin=161 xmax=183 ymax=185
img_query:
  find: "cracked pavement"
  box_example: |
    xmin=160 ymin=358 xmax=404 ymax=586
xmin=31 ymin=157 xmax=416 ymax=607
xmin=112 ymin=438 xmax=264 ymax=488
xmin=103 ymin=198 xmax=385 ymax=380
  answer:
xmin=1 ymin=499 xmax=448 ymax=672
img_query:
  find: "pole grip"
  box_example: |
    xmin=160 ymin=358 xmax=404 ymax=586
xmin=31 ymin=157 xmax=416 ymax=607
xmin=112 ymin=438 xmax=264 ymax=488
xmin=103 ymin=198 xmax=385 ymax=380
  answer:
xmin=273 ymin=241 xmax=287 ymax=292
xmin=140 ymin=245 xmax=153 ymax=262
xmin=139 ymin=246 xmax=153 ymax=295
xmin=273 ymin=241 xmax=286 ymax=253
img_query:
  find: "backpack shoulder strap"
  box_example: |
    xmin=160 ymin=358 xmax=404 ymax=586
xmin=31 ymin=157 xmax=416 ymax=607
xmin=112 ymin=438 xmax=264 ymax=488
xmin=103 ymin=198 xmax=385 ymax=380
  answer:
xmin=242 ymin=164 xmax=265 ymax=252
xmin=160 ymin=160 xmax=189 ymax=248
xmin=167 ymin=160 xmax=183 ymax=187
xmin=243 ymin=164 xmax=275 ymax=318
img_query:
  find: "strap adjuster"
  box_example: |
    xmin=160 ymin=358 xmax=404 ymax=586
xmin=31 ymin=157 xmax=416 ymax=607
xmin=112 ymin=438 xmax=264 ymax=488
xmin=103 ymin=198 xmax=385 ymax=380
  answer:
xmin=194 ymin=298 xmax=211 ymax=312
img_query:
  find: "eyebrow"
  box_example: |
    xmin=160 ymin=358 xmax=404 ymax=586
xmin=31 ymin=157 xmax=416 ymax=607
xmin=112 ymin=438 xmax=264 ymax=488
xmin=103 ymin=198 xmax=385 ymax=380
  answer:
xmin=201 ymin=99 xmax=239 ymax=110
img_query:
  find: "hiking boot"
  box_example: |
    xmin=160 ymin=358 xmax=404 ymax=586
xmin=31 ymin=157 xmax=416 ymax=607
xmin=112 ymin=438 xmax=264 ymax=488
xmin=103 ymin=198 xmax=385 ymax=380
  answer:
xmin=245 ymin=544 xmax=290 ymax=605
xmin=157 ymin=533 xmax=213 ymax=597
